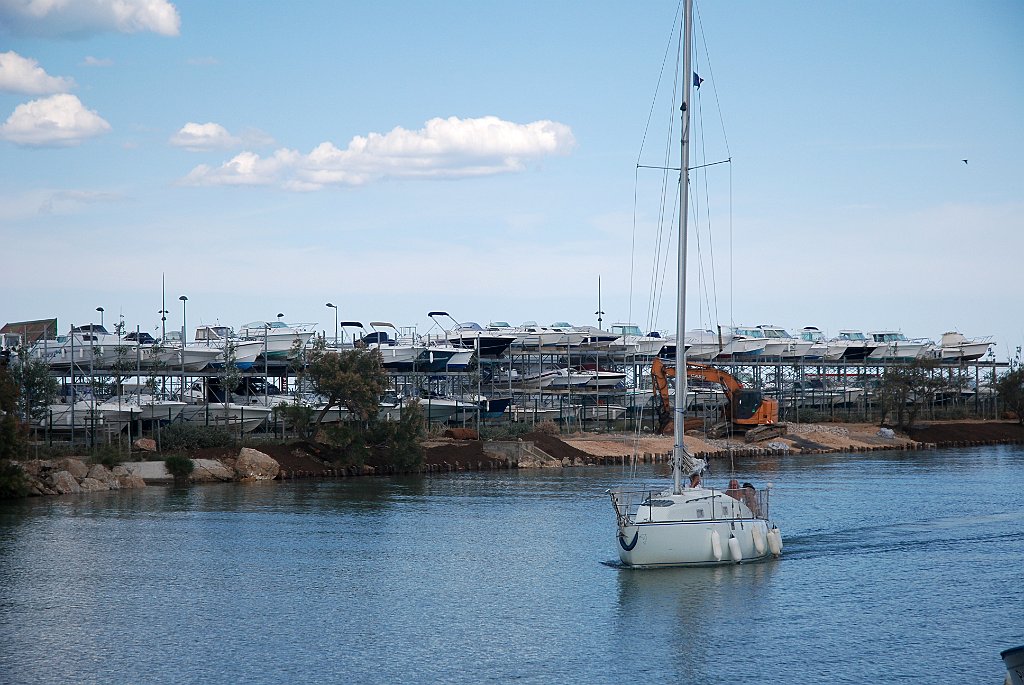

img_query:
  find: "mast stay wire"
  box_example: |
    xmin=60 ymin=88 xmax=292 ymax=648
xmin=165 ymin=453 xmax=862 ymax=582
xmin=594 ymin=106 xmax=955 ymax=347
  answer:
xmin=630 ymin=0 xmax=683 ymax=340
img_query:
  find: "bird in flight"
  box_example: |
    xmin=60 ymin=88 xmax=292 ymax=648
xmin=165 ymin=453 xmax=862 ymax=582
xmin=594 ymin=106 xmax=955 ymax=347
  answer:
xmin=962 ymin=159 xmax=968 ymax=165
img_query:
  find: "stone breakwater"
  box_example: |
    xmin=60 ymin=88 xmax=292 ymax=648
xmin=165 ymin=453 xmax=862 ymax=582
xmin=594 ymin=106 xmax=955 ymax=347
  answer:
xmin=20 ymin=458 xmax=147 ymax=496
xmin=16 ymin=447 xmax=283 ymax=496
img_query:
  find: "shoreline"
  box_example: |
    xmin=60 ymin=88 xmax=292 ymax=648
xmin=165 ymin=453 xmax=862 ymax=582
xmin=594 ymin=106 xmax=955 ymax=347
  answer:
xmin=8 ymin=420 xmax=1023 ymax=497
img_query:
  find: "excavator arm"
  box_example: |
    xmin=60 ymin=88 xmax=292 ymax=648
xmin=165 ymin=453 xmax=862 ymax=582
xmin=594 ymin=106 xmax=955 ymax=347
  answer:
xmin=650 ymin=357 xmax=781 ymax=437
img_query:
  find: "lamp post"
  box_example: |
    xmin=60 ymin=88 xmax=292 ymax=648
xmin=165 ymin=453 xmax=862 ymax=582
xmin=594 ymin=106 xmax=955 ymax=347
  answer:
xmin=179 ymin=296 xmax=188 ymax=398
xmin=179 ymin=296 xmax=188 ymax=345
xmin=326 ymin=303 xmax=338 ymax=347
xmin=96 ymin=306 xmax=104 ymax=328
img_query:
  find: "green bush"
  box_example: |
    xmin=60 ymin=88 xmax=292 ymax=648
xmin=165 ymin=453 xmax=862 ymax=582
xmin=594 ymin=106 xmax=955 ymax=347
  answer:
xmin=164 ymin=454 xmax=194 ymax=481
xmin=479 ymin=423 xmax=533 ymax=441
xmin=160 ymin=422 xmax=237 ymax=451
xmin=88 ymin=444 xmax=126 ymax=468
xmin=0 ymin=459 xmax=29 ymax=499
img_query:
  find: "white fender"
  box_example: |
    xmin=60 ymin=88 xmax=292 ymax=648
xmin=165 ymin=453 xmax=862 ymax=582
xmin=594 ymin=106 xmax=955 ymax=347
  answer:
xmin=710 ymin=529 xmax=722 ymax=561
xmin=728 ymin=534 xmax=743 ymax=563
xmin=768 ymin=528 xmax=783 ymax=556
xmin=752 ymin=524 xmax=766 ymax=555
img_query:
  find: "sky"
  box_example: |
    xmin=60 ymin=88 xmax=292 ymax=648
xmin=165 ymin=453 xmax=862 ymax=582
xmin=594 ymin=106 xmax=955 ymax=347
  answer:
xmin=1 ymin=0 xmax=1022 ymax=360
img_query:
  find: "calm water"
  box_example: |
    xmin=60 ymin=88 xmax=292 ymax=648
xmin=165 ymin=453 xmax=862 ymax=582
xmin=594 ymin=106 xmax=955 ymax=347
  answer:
xmin=1 ymin=445 xmax=1022 ymax=684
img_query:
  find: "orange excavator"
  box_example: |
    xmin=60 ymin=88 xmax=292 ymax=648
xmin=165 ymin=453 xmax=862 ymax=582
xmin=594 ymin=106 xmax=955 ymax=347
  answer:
xmin=651 ymin=357 xmax=786 ymax=442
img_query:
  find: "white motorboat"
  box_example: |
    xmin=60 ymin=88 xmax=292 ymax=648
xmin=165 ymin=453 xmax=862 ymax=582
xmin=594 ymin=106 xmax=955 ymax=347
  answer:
xmin=507 ymin=321 xmax=570 ymax=350
xmin=755 ymin=325 xmax=813 ymax=359
xmin=867 ymin=331 xmax=932 ymax=362
xmin=580 ymin=403 xmax=628 ymax=421
xmin=30 ymin=325 xmax=139 ymax=370
xmin=683 ymin=329 xmax=723 ymax=360
xmin=933 ymin=331 xmax=993 ymax=362
xmin=728 ymin=325 xmax=812 ymax=360
xmin=834 ymin=330 xmax=880 ymax=360
xmin=429 ymin=313 xmax=516 ymax=357
xmin=490 ymin=367 xmax=560 ymax=390
xmin=363 ymin=322 xmax=427 ymax=371
xmin=785 ymin=378 xmax=864 ymax=408
xmin=37 ymin=398 xmax=143 ymax=433
xmin=710 ymin=326 xmax=768 ymax=360
xmin=799 ymin=326 xmax=847 ymax=361
xmin=401 ymin=394 xmax=465 ymax=423
xmin=572 ymin=325 xmax=619 ymax=349
xmin=610 ymin=0 xmax=782 ymax=568
xmin=239 ymin=320 xmax=315 ymax=360
xmin=509 ymin=403 xmax=578 ymax=423
xmin=193 ymin=326 xmax=264 ymax=369
xmin=546 ymin=367 xmax=597 ymax=390
xmin=179 ymin=402 xmax=272 ymax=433
xmin=606 ymin=323 xmax=666 ymax=360
xmin=547 ymin=322 xmax=588 ymax=347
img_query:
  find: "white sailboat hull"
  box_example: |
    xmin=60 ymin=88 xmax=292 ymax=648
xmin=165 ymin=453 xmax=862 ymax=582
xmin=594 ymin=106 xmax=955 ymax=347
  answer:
xmin=611 ymin=487 xmax=780 ymax=568
xmin=616 ymin=518 xmax=774 ymax=567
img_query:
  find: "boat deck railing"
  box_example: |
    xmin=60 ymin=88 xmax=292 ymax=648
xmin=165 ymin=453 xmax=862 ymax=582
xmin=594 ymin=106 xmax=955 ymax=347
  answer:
xmin=609 ymin=486 xmax=770 ymax=525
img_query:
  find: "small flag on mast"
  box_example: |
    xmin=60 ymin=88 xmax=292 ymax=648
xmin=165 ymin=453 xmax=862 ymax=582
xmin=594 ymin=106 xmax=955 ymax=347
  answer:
xmin=693 ymin=73 xmax=704 ymax=89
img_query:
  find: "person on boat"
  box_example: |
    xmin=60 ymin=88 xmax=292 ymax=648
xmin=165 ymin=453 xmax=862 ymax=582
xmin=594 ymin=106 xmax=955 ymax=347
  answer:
xmin=725 ymin=478 xmax=742 ymax=500
xmin=689 ymin=472 xmax=701 ymax=488
xmin=742 ymin=482 xmax=760 ymax=516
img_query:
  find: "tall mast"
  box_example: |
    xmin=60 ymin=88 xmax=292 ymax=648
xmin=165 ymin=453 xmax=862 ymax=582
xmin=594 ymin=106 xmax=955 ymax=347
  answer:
xmin=672 ymin=0 xmax=694 ymax=495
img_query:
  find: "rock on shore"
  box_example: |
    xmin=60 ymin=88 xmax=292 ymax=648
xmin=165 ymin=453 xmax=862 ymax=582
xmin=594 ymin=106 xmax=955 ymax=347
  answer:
xmin=19 ymin=458 xmax=146 ymax=496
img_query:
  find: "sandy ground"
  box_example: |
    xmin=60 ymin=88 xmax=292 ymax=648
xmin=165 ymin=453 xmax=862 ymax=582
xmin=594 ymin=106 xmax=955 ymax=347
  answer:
xmin=561 ymin=422 xmax=925 ymax=458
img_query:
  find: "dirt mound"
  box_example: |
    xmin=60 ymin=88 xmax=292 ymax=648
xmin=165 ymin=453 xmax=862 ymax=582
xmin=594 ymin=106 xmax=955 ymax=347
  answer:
xmin=906 ymin=421 xmax=1024 ymax=444
xmin=521 ymin=431 xmax=593 ymax=462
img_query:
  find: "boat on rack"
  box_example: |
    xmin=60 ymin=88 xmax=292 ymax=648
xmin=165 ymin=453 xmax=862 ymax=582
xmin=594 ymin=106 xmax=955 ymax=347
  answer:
xmin=238 ymin=320 xmax=315 ymax=360
xmin=608 ymin=0 xmax=782 ymax=567
xmin=709 ymin=326 xmax=768 ymax=360
xmin=429 ymin=312 xmax=516 ymax=357
xmin=932 ymin=331 xmax=993 ymax=363
xmin=361 ymin=322 xmax=427 ymax=371
xmin=193 ymin=326 xmax=263 ymax=369
xmin=799 ymin=326 xmax=847 ymax=361
xmin=833 ymin=330 xmax=879 ymax=360
xmin=867 ymin=330 xmax=932 ymax=362
xmin=606 ymin=323 xmax=666 ymax=361
xmin=756 ymin=324 xmax=814 ymax=360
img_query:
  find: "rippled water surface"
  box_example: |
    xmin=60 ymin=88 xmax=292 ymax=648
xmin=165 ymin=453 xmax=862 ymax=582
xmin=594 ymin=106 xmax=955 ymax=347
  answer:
xmin=2 ymin=445 xmax=1022 ymax=684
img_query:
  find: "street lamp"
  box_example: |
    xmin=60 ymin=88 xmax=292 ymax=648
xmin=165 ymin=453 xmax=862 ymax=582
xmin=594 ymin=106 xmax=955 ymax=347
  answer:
xmin=96 ymin=306 xmax=104 ymax=328
xmin=178 ymin=295 xmax=188 ymax=400
xmin=178 ymin=296 xmax=188 ymax=345
xmin=325 ymin=302 xmax=338 ymax=346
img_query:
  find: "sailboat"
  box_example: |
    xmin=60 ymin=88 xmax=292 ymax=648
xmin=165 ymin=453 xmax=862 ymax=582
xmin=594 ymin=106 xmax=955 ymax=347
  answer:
xmin=608 ymin=0 xmax=782 ymax=567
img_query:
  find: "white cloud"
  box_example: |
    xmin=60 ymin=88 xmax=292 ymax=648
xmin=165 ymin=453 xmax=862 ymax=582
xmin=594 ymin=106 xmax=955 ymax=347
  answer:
xmin=181 ymin=115 xmax=576 ymax=189
xmin=0 ymin=51 xmax=75 ymax=94
xmin=169 ymin=122 xmax=241 ymax=151
xmin=0 ymin=0 xmax=180 ymax=37
xmin=0 ymin=93 xmax=111 ymax=146
xmin=182 ymin=149 xmax=300 ymax=186
xmin=81 ymin=56 xmax=114 ymax=67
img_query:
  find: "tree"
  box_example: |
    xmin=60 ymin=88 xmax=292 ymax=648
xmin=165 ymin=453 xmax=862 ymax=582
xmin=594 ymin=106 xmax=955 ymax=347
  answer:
xmin=0 ymin=362 xmax=29 ymax=497
xmin=0 ymin=362 xmax=21 ymax=460
xmin=304 ymin=339 xmax=388 ymax=430
xmin=995 ymin=367 xmax=1024 ymax=425
xmin=876 ymin=358 xmax=946 ymax=430
xmin=10 ymin=348 xmax=58 ymax=425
